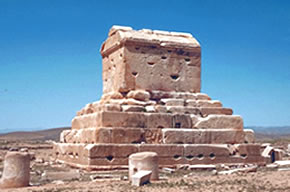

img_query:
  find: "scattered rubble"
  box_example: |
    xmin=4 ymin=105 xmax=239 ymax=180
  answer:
xmin=131 ymin=170 xmax=152 ymax=186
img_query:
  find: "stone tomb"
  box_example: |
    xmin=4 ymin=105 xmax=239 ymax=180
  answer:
xmin=53 ymin=26 xmax=266 ymax=170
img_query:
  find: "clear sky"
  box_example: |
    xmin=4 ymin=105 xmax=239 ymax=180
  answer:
xmin=0 ymin=0 xmax=289 ymax=133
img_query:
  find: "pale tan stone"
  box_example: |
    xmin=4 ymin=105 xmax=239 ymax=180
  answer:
xmin=190 ymin=114 xmax=199 ymax=127
xmin=0 ymin=151 xmax=30 ymax=189
xmin=244 ymin=129 xmax=255 ymax=143
xmin=154 ymin=105 xmax=167 ymax=113
xmin=196 ymin=93 xmax=211 ymax=100
xmin=101 ymin=27 xmax=201 ymax=93
xmin=160 ymin=98 xmax=185 ymax=106
xmin=145 ymin=105 xmax=156 ymax=113
xmin=146 ymin=113 xmax=173 ymax=128
xmin=199 ymin=107 xmax=233 ymax=116
xmin=99 ymin=111 xmax=146 ymax=128
xmin=122 ymin=105 xmax=145 ymax=112
xmin=131 ymin=170 xmax=152 ymax=186
xmin=172 ymin=114 xmax=192 ymax=128
xmin=195 ymin=115 xmax=243 ymax=130
xmin=129 ymin=152 xmax=159 ymax=180
xmin=85 ymin=144 xmax=139 ymax=158
xmin=127 ymin=90 xmax=150 ymax=101
xmin=162 ymin=129 xmax=245 ymax=144
xmin=166 ymin=106 xmax=198 ymax=114
xmin=186 ymin=100 xmax=222 ymax=108
xmin=139 ymin=144 xmax=184 ymax=157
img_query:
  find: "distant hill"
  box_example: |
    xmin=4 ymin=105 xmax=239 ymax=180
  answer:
xmin=0 ymin=127 xmax=70 ymax=141
xmin=248 ymin=126 xmax=290 ymax=135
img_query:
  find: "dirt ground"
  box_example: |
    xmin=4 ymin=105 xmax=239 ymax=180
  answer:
xmin=1 ymin=140 xmax=290 ymax=192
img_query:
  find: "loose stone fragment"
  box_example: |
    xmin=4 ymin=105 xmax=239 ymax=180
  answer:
xmin=129 ymin=152 xmax=159 ymax=180
xmin=0 ymin=151 xmax=30 ymax=189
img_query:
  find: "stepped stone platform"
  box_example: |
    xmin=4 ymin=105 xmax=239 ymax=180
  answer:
xmin=53 ymin=26 xmax=266 ymax=170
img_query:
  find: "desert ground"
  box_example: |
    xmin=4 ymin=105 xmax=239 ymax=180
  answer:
xmin=0 ymin=128 xmax=290 ymax=192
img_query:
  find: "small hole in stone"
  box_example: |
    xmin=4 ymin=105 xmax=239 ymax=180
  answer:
xmin=185 ymin=58 xmax=191 ymax=62
xmin=150 ymin=45 xmax=157 ymax=49
xmin=132 ymin=72 xmax=138 ymax=76
xmin=241 ymin=154 xmax=247 ymax=158
xmin=135 ymin=47 xmax=140 ymax=50
xmin=209 ymin=153 xmax=215 ymax=159
xmin=106 ymin=156 xmax=114 ymax=161
xmin=108 ymin=67 xmax=111 ymax=70
xmin=197 ymin=154 xmax=204 ymax=159
xmin=56 ymin=152 xmax=59 ymax=156
xmin=173 ymin=155 xmax=181 ymax=159
xmin=120 ymin=53 xmax=123 ymax=57
xmin=111 ymin=58 xmax=114 ymax=62
xmin=157 ymin=125 xmax=164 ymax=128
xmin=167 ymin=50 xmax=172 ymax=53
xmin=186 ymin=155 xmax=194 ymax=160
xmin=170 ymin=74 xmax=179 ymax=80
xmin=175 ymin=122 xmax=181 ymax=128
xmin=147 ymin=62 xmax=155 ymax=65
xmin=133 ymin=167 xmax=138 ymax=173
xmin=161 ymin=56 xmax=167 ymax=59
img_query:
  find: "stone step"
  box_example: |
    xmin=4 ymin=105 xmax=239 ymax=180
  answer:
xmin=162 ymin=128 xmax=245 ymax=144
xmin=53 ymin=143 xmax=265 ymax=170
xmin=72 ymin=111 xmax=234 ymax=130
xmin=61 ymin=127 xmax=249 ymax=145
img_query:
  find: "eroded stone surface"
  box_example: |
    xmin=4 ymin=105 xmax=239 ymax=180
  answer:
xmin=54 ymin=25 xmax=263 ymax=170
xmin=0 ymin=151 xmax=30 ymax=189
xmin=129 ymin=152 xmax=159 ymax=180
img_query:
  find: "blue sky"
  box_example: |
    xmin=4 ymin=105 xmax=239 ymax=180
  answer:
xmin=0 ymin=0 xmax=289 ymax=132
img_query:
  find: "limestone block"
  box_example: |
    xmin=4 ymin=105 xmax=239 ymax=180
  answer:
xmin=150 ymin=90 xmax=173 ymax=100
xmin=85 ymin=144 xmax=139 ymax=158
xmin=199 ymin=107 xmax=233 ymax=116
xmin=173 ymin=92 xmax=197 ymax=99
xmin=186 ymin=100 xmax=222 ymax=108
xmin=122 ymin=105 xmax=145 ymax=112
xmin=196 ymin=93 xmax=211 ymax=100
xmin=60 ymin=130 xmax=72 ymax=143
xmin=195 ymin=115 xmax=243 ymax=130
xmin=146 ymin=113 xmax=173 ymax=128
xmin=262 ymin=146 xmax=274 ymax=159
xmin=273 ymin=149 xmax=283 ymax=161
xmin=101 ymin=27 xmax=201 ymax=93
xmin=244 ymin=129 xmax=255 ymax=143
xmin=160 ymin=98 xmax=185 ymax=106
xmin=127 ymin=90 xmax=150 ymax=101
xmin=184 ymin=144 xmax=231 ymax=158
xmin=143 ymin=128 xmax=162 ymax=144
xmin=0 ymin=151 xmax=30 ymax=189
xmin=190 ymin=114 xmax=199 ymax=127
xmin=145 ymin=105 xmax=156 ymax=112
xmin=99 ymin=111 xmax=146 ymax=128
xmin=129 ymin=152 xmax=159 ymax=180
xmin=98 ymin=104 xmax=122 ymax=112
xmin=101 ymin=91 xmax=123 ymax=101
xmin=162 ymin=129 xmax=245 ymax=144
xmin=88 ymin=157 xmax=129 ymax=166
xmin=71 ymin=113 xmax=99 ymax=129
xmin=139 ymin=144 xmax=183 ymax=157
xmin=235 ymin=144 xmax=261 ymax=156
xmin=131 ymin=170 xmax=152 ymax=186
xmin=154 ymin=105 xmax=167 ymax=113
xmin=166 ymin=106 xmax=199 ymax=114
xmin=172 ymin=114 xmax=192 ymax=128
